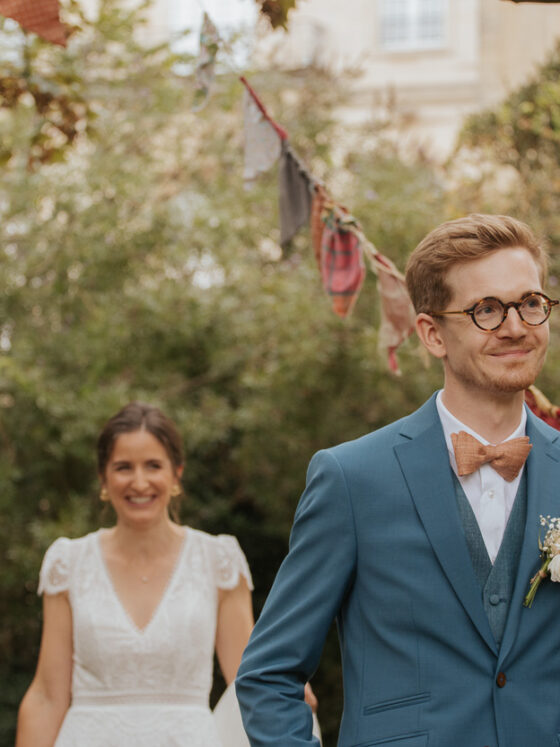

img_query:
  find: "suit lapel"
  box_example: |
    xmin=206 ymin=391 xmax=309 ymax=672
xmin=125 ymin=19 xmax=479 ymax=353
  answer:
xmin=394 ymin=397 xmax=497 ymax=655
xmin=498 ymin=409 xmax=560 ymax=666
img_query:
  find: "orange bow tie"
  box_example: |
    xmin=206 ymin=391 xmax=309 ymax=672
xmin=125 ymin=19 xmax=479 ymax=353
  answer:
xmin=451 ymin=430 xmax=532 ymax=482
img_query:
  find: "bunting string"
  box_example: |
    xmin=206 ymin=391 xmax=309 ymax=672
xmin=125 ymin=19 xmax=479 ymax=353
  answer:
xmin=237 ymin=55 xmax=417 ymax=372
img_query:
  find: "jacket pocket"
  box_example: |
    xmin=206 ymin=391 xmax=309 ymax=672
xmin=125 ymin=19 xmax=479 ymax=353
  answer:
xmin=363 ymin=692 xmax=430 ymax=716
xmin=352 ymin=731 xmax=428 ymax=747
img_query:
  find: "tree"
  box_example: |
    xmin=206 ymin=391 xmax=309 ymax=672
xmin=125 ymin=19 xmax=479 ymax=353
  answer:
xmin=257 ymin=0 xmax=298 ymax=29
xmin=449 ymin=40 xmax=560 ymax=411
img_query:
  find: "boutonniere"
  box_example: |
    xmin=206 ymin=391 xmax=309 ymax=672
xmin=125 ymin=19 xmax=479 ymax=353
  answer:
xmin=523 ymin=515 xmax=560 ymax=608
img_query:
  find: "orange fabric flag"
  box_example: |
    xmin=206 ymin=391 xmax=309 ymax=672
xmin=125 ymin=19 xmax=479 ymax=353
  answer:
xmin=363 ymin=243 xmax=416 ymax=374
xmin=0 ymin=0 xmax=67 ymax=45
xmin=310 ymin=185 xmax=328 ymax=268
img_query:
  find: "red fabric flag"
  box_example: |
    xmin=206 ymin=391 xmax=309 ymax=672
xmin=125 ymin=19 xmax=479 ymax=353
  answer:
xmin=320 ymin=207 xmax=365 ymax=318
xmin=524 ymin=385 xmax=560 ymax=430
xmin=0 ymin=0 xmax=67 ymax=45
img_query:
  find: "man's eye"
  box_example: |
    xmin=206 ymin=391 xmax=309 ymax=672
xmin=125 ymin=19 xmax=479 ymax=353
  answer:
xmin=525 ymin=297 xmax=541 ymax=309
xmin=478 ymin=304 xmax=496 ymax=316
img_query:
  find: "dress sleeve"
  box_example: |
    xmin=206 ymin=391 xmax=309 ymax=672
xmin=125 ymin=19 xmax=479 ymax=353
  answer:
xmin=213 ymin=535 xmax=254 ymax=591
xmin=38 ymin=537 xmax=71 ymax=595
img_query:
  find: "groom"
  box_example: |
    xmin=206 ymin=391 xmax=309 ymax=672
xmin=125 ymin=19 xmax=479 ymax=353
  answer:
xmin=236 ymin=214 xmax=560 ymax=746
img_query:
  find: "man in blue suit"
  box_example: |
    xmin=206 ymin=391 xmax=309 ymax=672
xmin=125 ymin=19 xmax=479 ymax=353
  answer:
xmin=236 ymin=214 xmax=560 ymax=747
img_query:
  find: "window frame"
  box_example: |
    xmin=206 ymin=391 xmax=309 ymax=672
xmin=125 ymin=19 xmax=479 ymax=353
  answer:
xmin=378 ymin=0 xmax=448 ymax=53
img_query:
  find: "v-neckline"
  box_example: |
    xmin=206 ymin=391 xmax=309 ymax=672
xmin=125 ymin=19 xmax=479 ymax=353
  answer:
xmin=94 ymin=527 xmax=189 ymax=634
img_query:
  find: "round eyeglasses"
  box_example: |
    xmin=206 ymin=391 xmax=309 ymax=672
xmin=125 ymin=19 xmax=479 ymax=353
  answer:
xmin=429 ymin=292 xmax=559 ymax=332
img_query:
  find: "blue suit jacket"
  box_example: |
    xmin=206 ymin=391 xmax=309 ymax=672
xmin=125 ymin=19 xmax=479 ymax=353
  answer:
xmin=236 ymin=395 xmax=560 ymax=747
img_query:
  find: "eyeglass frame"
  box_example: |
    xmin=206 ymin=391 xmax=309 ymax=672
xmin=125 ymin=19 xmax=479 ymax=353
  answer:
xmin=428 ymin=292 xmax=559 ymax=332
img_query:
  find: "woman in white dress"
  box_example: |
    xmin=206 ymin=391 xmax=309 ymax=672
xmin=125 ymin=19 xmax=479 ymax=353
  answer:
xmin=15 ymin=402 xmax=258 ymax=747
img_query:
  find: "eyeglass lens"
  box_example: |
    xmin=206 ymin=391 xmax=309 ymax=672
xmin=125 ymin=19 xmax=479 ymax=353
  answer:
xmin=473 ymin=294 xmax=551 ymax=330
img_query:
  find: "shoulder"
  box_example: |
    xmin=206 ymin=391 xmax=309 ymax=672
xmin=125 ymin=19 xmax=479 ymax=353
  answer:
xmin=188 ymin=528 xmax=254 ymax=591
xmin=38 ymin=531 xmax=99 ymax=595
xmin=526 ymin=407 xmax=560 ymax=466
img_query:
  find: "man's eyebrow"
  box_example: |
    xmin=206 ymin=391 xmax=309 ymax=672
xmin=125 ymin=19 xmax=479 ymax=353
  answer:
xmin=463 ymin=290 xmax=543 ymax=305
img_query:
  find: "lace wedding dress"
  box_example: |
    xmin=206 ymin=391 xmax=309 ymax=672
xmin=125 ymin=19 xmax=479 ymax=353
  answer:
xmin=39 ymin=527 xmax=253 ymax=747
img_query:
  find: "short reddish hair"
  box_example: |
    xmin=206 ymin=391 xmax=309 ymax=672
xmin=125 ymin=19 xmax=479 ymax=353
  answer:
xmin=405 ymin=213 xmax=548 ymax=314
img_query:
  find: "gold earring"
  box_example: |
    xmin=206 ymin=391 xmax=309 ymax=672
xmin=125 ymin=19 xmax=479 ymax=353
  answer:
xmin=100 ymin=487 xmax=109 ymax=502
xmin=171 ymin=484 xmax=181 ymax=497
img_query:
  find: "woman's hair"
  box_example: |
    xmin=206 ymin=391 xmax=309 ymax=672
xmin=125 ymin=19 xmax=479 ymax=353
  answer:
xmin=97 ymin=402 xmax=183 ymax=476
xmin=405 ymin=213 xmax=548 ymax=314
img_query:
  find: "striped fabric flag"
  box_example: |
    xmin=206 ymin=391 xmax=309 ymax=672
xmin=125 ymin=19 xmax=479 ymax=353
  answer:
xmin=320 ymin=207 xmax=365 ymax=318
xmin=0 ymin=0 xmax=67 ymax=45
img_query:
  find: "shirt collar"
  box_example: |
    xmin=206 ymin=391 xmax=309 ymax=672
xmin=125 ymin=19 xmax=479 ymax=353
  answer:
xmin=435 ymin=390 xmax=527 ymax=459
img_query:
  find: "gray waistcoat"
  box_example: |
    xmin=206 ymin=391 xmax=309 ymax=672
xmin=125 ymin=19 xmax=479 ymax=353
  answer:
xmin=453 ymin=471 xmax=527 ymax=646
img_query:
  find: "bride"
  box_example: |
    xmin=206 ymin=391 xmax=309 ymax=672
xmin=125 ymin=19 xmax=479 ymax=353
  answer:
xmin=16 ymin=402 xmax=317 ymax=746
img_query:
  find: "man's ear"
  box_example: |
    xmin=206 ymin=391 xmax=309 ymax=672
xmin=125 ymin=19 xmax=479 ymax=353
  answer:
xmin=415 ymin=313 xmax=447 ymax=359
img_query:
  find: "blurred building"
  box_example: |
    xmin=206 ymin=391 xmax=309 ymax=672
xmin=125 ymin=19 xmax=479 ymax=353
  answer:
xmin=253 ymin=0 xmax=560 ymax=159
xmin=76 ymin=1 xmax=560 ymax=159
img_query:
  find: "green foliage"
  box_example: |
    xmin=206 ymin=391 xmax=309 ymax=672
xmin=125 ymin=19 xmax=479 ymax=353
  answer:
xmin=455 ymin=41 xmax=560 ymax=251
xmin=451 ymin=41 xmax=560 ymax=418
xmin=0 ymin=3 xmax=449 ymax=744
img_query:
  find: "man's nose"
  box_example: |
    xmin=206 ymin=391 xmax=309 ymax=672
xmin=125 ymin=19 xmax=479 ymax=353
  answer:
xmin=497 ymin=306 xmax=527 ymax=335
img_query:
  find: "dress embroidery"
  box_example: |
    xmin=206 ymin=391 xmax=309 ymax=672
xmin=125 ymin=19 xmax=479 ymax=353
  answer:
xmin=37 ymin=528 xmax=252 ymax=747
xmin=214 ymin=535 xmax=254 ymax=590
xmin=38 ymin=537 xmax=70 ymax=595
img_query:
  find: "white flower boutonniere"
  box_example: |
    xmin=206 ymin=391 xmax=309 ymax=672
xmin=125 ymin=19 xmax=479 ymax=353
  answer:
xmin=523 ymin=515 xmax=560 ymax=608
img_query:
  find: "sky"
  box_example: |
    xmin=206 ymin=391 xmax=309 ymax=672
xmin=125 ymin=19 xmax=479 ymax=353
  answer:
xmin=167 ymin=0 xmax=258 ymax=51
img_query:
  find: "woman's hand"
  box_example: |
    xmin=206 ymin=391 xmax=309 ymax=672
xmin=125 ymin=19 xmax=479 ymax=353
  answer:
xmin=16 ymin=592 xmax=73 ymax=747
xmin=304 ymin=682 xmax=318 ymax=713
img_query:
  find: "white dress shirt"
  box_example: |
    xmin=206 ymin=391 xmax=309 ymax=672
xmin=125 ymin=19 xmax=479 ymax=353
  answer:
xmin=436 ymin=391 xmax=527 ymax=564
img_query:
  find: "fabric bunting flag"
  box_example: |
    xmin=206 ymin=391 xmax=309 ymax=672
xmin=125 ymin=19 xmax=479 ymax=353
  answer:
xmin=279 ymin=141 xmax=313 ymax=246
xmin=241 ymin=76 xmax=287 ymax=188
xmin=0 ymin=0 xmax=67 ymax=45
xmin=310 ymin=184 xmax=328 ymax=267
xmin=525 ymin=384 xmax=560 ymax=430
xmin=192 ymin=13 xmax=220 ymax=112
xmin=320 ymin=207 xmax=366 ymax=318
xmin=364 ymin=243 xmax=416 ymax=374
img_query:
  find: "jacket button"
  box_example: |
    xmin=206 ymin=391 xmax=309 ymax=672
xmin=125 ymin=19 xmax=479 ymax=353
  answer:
xmin=496 ymin=672 xmax=507 ymax=688
xmin=489 ymin=593 xmax=500 ymax=605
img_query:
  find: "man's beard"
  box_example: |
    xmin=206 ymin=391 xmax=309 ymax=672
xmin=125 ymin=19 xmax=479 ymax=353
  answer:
xmin=449 ymin=348 xmax=547 ymax=397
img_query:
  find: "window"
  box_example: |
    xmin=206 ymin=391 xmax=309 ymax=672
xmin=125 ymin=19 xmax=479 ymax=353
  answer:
xmin=379 ymin=0 xmax=446 ymax=52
